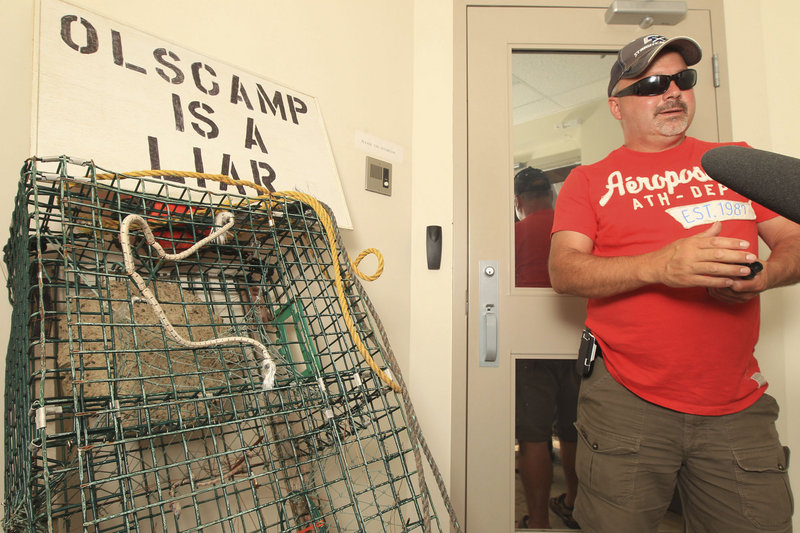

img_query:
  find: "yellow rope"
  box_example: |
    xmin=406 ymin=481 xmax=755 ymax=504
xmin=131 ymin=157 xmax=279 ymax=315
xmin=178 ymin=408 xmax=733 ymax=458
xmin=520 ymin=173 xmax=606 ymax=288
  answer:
xmin=351 ymin=248 xmax=384 ymax=282
xmin=93 ymin=169 xmax=399 ymax=392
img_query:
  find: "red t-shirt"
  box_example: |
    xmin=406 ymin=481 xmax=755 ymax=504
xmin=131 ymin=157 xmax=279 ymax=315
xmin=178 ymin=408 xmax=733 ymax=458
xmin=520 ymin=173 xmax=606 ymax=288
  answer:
xmin=552 ymin=137 xmax=777 ymax=415
xmin=515 ymin=208 xmax=554 ymax=287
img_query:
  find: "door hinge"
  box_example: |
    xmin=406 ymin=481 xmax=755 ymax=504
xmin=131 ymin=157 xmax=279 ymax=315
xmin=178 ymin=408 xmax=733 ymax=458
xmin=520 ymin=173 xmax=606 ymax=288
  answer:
xmin=712 ymin=53 xmax=720 ymax=88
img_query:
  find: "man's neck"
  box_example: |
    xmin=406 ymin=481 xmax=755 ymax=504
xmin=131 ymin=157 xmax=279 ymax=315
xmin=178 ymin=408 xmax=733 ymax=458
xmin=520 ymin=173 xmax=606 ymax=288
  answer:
xmin=624 ymin=134 xmax=687 ymax=153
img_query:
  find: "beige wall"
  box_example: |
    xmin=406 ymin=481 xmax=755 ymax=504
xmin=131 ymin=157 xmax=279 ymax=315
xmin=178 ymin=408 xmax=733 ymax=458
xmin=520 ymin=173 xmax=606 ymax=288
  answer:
xmin=724 ymin=1 xmax=800 ymax=524
xmin=410 ymin=0 xmax=456 ymax=496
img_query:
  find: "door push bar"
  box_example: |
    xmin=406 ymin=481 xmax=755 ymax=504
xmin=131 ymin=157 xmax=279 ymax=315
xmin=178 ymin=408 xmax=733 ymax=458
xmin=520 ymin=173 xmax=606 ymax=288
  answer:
xmin=479 ymin=260 xmax=499 ymax=367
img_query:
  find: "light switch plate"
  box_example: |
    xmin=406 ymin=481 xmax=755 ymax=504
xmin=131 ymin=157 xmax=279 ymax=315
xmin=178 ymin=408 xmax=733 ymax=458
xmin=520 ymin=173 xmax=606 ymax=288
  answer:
xmin=365 ymin=156 xmax=392 ymax=196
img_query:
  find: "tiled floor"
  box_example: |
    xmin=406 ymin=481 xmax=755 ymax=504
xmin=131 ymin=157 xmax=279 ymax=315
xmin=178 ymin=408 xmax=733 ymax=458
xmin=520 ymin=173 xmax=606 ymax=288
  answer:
xmin=514 ymin=439 xmax=684 ymax=532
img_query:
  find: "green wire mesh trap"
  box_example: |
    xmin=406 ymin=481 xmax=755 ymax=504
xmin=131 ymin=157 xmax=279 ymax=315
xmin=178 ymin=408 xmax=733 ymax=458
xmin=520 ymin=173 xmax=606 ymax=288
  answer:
xmin=4 ymin=156 xmax=458 ymax=533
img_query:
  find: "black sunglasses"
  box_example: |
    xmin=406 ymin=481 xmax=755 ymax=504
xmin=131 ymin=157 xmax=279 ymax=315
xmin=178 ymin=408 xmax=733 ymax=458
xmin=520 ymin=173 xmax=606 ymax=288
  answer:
xmin=612 ymin=69 xmax=697 ymax=97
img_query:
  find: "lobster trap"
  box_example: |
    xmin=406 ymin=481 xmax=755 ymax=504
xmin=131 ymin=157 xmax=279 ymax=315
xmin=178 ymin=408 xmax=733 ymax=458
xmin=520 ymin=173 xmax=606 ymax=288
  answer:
xmin=4 ymin=156 xmax=457 ymax=533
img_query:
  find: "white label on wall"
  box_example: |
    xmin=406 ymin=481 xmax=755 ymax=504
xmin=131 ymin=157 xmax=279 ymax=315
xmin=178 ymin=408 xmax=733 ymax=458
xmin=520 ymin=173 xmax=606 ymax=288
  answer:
xmin=355 ymin=130 xmax=404 ymax=164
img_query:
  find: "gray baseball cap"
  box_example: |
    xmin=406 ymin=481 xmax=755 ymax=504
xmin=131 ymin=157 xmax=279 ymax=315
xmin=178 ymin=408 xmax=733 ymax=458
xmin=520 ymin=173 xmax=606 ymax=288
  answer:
xmin=608 ymin=35 xmax=702 ymax=96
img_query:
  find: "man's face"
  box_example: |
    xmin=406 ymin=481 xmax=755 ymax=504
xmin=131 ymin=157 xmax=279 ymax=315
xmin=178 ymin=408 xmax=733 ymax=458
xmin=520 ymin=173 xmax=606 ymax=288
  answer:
xmin=608 ymin=51 xmax=696 ymax=151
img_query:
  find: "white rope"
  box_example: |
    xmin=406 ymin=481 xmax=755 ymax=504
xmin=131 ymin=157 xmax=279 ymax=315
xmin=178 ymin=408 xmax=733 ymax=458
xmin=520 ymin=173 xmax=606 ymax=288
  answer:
xmin=119 ymin=211 xmax=277 ymax=390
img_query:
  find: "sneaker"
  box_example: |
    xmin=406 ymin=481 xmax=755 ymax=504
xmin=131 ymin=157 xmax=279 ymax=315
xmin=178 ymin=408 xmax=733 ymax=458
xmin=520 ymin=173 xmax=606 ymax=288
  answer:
xmin=549 ymin=493 xmax=580 ymax=529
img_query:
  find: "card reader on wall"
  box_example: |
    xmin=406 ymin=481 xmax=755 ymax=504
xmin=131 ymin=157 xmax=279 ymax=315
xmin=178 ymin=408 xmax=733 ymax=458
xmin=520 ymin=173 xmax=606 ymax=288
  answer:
xmin=426 ymin=225 xmax=442 ymax=270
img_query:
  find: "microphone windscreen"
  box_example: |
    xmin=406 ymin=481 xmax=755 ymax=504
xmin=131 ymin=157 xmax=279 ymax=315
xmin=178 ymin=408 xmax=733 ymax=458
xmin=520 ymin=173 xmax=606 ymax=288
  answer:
xmin=701 ymin=146 xmax=800 ymax=225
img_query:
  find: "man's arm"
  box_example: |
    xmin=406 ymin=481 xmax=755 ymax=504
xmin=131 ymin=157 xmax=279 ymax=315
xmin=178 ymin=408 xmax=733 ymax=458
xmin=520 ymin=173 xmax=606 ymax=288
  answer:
xmin=708 ymin=216 xmax=800 ymax=304
xmin=549 ymin=221 xmax=757 ymax=299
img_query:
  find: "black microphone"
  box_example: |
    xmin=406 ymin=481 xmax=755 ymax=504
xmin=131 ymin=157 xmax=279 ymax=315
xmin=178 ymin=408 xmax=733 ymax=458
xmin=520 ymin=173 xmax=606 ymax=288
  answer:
xmin=701 ymin=145 xmax=800 ymax=225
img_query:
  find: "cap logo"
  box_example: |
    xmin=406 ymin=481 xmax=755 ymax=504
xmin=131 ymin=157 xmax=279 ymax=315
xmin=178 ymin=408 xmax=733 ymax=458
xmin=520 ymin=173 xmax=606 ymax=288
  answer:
xmin=633 ymin=35 xmax=667 ymax=58
xmin=646 ymin=35 xmax=667 ymax=44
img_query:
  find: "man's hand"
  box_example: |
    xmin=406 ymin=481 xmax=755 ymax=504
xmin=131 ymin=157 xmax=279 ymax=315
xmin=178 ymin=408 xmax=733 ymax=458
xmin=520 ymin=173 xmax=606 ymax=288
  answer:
xmin=707 ymin=278 xmax=764 ymax=304
xmin=645 ymin=221 xmax=756 ymax=288
xmin=707 ymin=215 xmax=800 ymax=304
xmin=707 ymin=261 xmax=769 ymax=303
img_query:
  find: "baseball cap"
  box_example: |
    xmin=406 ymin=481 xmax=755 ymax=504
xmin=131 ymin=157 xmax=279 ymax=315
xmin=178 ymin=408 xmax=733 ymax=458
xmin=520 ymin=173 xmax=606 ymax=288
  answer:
xmin=514 ymin=167 xmax=551 ymax=195
xmin=608 ymin=35 xmax=702 ymax=96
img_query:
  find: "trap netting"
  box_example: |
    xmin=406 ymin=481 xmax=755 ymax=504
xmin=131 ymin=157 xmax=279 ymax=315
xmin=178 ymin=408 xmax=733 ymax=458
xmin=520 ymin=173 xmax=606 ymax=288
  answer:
xmin=4 ymin=156 xmax=459 ymax=533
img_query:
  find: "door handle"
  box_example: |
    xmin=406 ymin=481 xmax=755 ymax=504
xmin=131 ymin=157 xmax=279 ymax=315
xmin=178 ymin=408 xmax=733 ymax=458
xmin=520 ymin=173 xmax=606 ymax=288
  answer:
xmin=479 ymin=260 xmax=499 ymax=367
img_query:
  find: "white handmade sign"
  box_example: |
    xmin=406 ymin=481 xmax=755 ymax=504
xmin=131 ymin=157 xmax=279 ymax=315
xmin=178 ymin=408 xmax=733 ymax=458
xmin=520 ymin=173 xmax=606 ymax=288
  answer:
xmin=36 ymin=0 xmax=352 ymax=228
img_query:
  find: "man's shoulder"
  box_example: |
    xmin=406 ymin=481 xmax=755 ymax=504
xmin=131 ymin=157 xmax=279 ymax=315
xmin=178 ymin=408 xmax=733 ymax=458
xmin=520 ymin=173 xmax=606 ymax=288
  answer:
xmin=689 ymin=137 xmax=750 ymax=150
xmin=517 ymin=208 xmax=555 ymax=226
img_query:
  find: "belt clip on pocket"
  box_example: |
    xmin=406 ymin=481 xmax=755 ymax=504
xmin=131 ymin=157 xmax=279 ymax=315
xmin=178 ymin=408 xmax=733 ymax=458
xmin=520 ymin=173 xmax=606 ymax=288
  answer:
xmin=577 ymin=328 xmax=597 ymax=378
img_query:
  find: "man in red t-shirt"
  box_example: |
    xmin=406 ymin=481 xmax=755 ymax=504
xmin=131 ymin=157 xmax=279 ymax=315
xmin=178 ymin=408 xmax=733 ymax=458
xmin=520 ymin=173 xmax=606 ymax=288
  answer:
xmin=515 ymin=166 xmax=555 ymax=287
xmin=513 ymin=167 xmax=580 ymax=529
xmin=550 ymin=35 xmax=800 ymax=533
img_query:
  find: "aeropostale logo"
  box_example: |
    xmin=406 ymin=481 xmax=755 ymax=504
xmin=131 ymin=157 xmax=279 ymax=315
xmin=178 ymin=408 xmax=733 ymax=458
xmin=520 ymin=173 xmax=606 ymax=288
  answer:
xmin=598 ymin=166 xmax=729 ymax=211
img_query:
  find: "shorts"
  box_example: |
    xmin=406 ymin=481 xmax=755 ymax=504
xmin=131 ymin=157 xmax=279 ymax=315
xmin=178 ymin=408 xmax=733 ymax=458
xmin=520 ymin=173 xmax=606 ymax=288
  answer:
xmin=574 ymin=356 xmax=793 ymax=533
xmin=515 ymin=358 xmax=580 ymax=443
